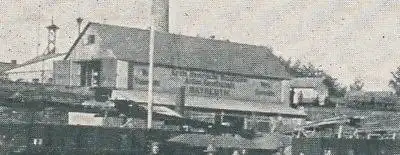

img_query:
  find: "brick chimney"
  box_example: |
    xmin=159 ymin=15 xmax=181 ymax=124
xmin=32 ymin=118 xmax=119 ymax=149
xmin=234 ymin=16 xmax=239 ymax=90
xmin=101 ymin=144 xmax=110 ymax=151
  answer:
xmin=151 ymin=0 xmax=169 ymax=32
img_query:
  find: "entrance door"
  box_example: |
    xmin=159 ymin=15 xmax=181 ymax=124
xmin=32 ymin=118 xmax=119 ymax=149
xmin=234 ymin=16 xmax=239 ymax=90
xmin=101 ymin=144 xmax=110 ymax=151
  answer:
xmin=79 ymin=61 xmax=101 ymax=87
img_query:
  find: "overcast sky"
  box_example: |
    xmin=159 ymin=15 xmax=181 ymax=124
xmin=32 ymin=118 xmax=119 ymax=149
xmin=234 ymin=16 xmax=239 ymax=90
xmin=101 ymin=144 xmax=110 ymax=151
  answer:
xmin=1 ymin=0 xmax=400 ymax=91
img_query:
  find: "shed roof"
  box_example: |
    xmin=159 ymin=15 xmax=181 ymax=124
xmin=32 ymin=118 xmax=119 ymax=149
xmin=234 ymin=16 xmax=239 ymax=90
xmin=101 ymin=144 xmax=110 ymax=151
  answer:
xmin=14 ymin=53 xmax=66 ymax=69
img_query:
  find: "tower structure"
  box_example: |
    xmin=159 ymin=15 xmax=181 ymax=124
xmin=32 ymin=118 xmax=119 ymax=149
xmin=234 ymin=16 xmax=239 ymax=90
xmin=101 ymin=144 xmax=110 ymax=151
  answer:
xmin=46 ymin=17 xmax=59 ymax=54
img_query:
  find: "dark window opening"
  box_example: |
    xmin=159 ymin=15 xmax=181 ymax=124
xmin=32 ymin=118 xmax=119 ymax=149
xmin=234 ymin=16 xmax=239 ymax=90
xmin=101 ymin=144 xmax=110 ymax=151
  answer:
xmin=127 ymin=62 xmax=134 ymax=89
xmin=80 ymin=61 xmax=101 ymax=87
xmin=87 ymin=35 xmax=95 ymax=44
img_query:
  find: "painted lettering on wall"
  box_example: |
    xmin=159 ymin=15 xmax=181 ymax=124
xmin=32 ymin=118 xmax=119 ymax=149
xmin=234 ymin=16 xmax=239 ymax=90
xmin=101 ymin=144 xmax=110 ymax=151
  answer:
xmin=172 ymin=69 xmax=242 ymax=97
xmin=172 ymin=69 xmax=279 ymax=97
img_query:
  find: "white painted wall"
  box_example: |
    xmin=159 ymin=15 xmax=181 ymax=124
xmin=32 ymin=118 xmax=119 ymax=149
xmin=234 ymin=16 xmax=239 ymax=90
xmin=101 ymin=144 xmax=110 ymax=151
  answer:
xmin=293 ymin=88 xmax=328 ymax=105
xmin=116 ymin=60 xmax=129 ymax=89
xmin=68 ymin=112 xmax=103 ymax=126
xmin=68 ymin=112 xmax=123 ymax=127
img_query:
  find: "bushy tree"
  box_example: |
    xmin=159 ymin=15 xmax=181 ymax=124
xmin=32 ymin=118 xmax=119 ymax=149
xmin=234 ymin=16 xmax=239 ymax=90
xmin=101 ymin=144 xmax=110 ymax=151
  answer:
xmin=322 ymin=74 xmax=347 ymax=97
xmin=389 ymin=67 xmax=400 ymax=96
xmin=278 ymin=57 xmax=346 ymax=97
xmin=350 ymin=78 xmax=364 ymax=91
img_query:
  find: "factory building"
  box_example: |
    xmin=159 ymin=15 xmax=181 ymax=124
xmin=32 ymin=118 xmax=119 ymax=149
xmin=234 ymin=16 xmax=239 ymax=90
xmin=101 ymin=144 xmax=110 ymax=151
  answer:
xmin=53 ymin=21 xmax=305 ymax=133
xmin=1 ymin=0 xmax=304 ymax=134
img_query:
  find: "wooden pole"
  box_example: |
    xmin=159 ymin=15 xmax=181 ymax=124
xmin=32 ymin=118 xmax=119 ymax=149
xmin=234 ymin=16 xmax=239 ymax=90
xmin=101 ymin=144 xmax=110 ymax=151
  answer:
xmin=147 ymin=26 xmax=155 ymax=129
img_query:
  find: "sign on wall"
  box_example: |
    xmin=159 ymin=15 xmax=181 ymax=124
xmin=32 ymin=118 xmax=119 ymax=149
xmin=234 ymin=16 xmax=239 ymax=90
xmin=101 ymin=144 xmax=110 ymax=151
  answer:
xmin=129 ymin=66 xmax=281 ymax=102
xmin=171 ymin=69 xmax=279 ymax=98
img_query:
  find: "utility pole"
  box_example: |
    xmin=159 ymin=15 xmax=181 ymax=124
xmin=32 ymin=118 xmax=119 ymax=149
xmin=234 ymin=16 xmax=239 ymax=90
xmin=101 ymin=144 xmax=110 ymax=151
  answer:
xmin=147 ymin=26 xmax=155 ymax=129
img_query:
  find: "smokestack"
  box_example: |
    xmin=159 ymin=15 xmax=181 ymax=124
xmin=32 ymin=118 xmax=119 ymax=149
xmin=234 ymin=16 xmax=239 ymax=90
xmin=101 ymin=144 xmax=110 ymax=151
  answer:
xmin=76 ymin=17 xmax=83 ymax=35
xmin=151 ymin=0 xmax=169 ymax=32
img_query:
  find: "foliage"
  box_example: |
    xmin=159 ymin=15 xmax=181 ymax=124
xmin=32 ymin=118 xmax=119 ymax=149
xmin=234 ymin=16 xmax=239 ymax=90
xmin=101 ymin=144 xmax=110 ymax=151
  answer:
xmin=322 ymin=74 xmax=347 ymax=97
xmin=349 ymin=78 xmax=364 ymax=91
xmin=278 ymin=56 xmax=346 ymax=97
xmin=389 ymin=67 xmax=400 ymax=96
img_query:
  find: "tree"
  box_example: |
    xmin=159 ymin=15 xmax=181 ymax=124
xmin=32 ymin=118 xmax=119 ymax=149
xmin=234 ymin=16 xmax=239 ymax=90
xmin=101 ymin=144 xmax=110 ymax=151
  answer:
xmin=301 ymin=62 xmax=323 ymax=77
xmin=322 ymin=74 xmax=347 ymax=97
xmin=280 ymin=57 xmax=346 ymax=97
xmin=349 ymin=78 xmax=364 ymax=91
xmin=389 ymin=67 xmax=400 ymax=96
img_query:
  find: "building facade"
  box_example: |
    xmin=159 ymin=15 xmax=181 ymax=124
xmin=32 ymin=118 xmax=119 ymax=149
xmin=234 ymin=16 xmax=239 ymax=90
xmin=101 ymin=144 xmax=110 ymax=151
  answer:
xmin=5 ymin=53 xmax=66 ymax=83
xmin=287 ymin=77 xmax=329 ymax=106
xmin=54 ymin=22 xmax=305 ymax=133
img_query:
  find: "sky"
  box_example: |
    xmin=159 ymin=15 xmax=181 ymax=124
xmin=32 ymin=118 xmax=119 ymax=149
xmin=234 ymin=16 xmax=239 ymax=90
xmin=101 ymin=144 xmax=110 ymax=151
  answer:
xmin=1 ymin=0 xmax=400 ymax=91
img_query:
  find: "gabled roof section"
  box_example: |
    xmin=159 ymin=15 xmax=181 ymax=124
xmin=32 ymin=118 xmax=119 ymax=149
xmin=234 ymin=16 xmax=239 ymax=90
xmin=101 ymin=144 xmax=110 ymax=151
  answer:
xmin=66 ymin=22 xmax=291 ymax=79
xmin=64 ymin=22 xmax=93 ymax=60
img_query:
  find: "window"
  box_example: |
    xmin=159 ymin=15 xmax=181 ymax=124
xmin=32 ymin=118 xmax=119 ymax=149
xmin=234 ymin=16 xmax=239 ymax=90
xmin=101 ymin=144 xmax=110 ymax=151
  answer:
xmin=87 ymin=35 xmax=95 ymax=44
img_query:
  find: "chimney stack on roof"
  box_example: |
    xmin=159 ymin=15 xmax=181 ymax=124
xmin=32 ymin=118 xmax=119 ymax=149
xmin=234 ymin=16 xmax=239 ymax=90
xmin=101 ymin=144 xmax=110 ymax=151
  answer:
xmin=151 ymin=0 xmax=169 ymax=32
xmin=11 ymin=60 xmax=17 ymax=65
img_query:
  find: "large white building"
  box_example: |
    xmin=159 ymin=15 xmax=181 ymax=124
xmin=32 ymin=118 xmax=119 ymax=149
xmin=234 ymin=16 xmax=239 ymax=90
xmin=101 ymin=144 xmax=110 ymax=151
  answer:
xmin=52 ymin=21 xmax=306 ymax=133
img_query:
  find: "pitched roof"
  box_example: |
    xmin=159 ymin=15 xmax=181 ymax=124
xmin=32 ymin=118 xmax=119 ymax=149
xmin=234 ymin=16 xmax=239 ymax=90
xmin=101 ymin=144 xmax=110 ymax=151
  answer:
xmin=16 ymin=53 xmax=66 ymax=68
xmin=66 ymin=22 xmax=291 ymax=79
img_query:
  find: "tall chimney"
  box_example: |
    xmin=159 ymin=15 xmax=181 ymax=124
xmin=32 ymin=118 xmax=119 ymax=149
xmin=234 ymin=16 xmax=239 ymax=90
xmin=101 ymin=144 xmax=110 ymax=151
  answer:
xmin=76 ymin=17 xmax=83 ymax=35
xmin=151 ymin=0 xmax=169 ymax=32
